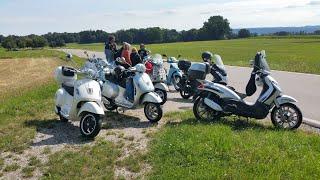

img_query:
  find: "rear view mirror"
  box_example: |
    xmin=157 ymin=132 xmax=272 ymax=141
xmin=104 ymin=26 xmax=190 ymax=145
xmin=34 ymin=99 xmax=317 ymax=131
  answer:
xmin=162 ymin=54 xmax=167 ymax=57
xmin=178 ymin=54 xmax=182 ymax=58
xmin=249 ymin=60 xmax=254 ymax=67
xmin=66 ymin=53 xmax=73 ymax=60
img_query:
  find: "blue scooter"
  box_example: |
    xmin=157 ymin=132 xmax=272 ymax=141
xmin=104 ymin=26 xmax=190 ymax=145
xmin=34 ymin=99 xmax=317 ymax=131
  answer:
xmin=163 ymin=54 xmax=183 ymax=91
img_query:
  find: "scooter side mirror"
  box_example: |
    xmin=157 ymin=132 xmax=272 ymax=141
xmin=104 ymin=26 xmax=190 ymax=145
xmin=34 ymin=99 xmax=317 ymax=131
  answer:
xmin=178 ymin=54 xmax=182 ymax=59
xmin=249 ymin=60 xmax=254 ymax=67
xmin=66 ymin=53 xmax=73 ymax=60
xmin=162 ymin=54 xmax=167 ymax=57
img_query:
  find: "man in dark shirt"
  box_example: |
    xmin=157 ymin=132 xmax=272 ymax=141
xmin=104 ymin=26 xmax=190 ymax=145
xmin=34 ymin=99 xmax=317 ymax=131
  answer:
xmin=138 ymin=44 xmax=149 ymax=60
xmin=105 ymin=35 xmax=117 ymax=63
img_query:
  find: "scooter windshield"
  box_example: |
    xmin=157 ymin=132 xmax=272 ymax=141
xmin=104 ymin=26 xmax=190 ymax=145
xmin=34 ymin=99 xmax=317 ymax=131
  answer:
xmin=152 ymin=54 xmax=163 ymax=65
xmin=259 ymin=50 xmax=270 ymax=72
xmin=214 ymin=54 xmax=226 ymax=71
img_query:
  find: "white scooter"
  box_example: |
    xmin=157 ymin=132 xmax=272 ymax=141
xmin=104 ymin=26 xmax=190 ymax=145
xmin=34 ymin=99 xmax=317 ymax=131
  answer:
xmin=193 ymin=50 xmax=303 ymax=130
xmin=54 ymin=65 xmax=105 ymax=138
xmin=102 ymin=59 xmax=163 ymax=123
xmin=144 ymin=54 xmax=169 ymax=104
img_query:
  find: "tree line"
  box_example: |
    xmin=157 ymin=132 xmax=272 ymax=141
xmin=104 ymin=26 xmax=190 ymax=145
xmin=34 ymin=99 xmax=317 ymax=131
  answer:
xmin=1 ymin=15 xmax=320 ymax=51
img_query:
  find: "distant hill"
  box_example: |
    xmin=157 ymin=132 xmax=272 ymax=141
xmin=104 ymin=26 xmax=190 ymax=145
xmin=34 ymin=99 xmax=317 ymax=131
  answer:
xmin=233 ymin=25 xmax=320 ymax=35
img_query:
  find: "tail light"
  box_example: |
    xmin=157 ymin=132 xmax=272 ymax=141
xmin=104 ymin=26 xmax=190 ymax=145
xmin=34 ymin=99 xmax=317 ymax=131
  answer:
xmin=198 ymin=83 xmax=204 ymax=89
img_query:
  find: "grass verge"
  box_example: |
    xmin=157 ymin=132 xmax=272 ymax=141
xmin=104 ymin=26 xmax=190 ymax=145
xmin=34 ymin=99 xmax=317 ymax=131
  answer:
xmin=147 ymin=111 xmax=320 ymax=179
xmin=0 ymin=48 xmax=65 ymax=59
xmin=0 ymin=82 xmax=58 ymax=153
xmin=43 ymin=140 xmax=120 ymax=179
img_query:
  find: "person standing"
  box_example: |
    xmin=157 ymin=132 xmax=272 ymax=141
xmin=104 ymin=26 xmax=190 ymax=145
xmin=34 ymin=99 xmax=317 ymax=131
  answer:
xmin=121 ymin=42 xmax=132 ymax=66
xmin=105 ymin=35 xmax=117 ymax=63
xmin=130 ymin=47 xmax=142 ymax=67
xmin=138 ymin=44 xmax=149 ymax=60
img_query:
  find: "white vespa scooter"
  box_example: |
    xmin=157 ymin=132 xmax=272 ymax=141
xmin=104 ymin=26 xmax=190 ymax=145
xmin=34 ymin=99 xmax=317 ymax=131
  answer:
xmin=54 ymin=65 xmax=105 ymax=138
xmin=102 ymin=59 xmax=163 ymax=123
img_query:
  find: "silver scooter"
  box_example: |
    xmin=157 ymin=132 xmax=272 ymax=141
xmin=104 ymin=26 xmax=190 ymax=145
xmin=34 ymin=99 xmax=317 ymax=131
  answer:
xmin=193 ymin=50 xmax=303 ymax=129
xmin=54 ymin=65 xmax=105 ymax=138
xmin=102 ymin=59 xmax=163 ymax=123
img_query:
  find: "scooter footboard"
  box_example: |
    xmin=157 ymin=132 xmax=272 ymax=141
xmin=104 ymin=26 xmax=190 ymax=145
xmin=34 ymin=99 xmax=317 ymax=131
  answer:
xmin=78 ymin=102 xmax=105 ymax=117
xmin=141 ymin=92 xmax=162 ymax=104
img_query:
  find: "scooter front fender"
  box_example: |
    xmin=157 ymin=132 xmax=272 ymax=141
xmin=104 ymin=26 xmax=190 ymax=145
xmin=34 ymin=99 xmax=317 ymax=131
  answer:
xmin=172 ymin=71 xmax=182 ymax=79
xmin=78 ymin=102 xmax=105 ymax=117
xmin=154 ymin=83 xmax=169 ymax=92
xmin=141 ymin=92 xmax=162 ymax=104
xmin=275 ymin=95 xmax=298 ymax=106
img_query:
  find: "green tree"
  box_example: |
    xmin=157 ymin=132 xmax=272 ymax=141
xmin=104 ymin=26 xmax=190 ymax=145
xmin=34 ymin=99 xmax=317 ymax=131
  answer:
xmin=16 ymin=37 xmax=27 ymax=49
xmin=198 ymin=16 xmax=231 ymax=40
xmin=238 ymin=29 xmax=251 ymax=38
xmin=1 ymin=36 xmax=17 ymax=50
xmin=314 ymin=30 xmax=320 ymax=35
xmin=29 ymin=35 xmax=47 ymax=48
xmin=0 ymin=35 xmax=4 ymax=44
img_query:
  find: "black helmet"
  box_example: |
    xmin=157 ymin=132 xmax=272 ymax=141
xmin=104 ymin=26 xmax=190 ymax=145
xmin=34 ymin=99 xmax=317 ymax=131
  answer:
xmin=114 ymin=65 xmax=125 ymax=79
xmin=201 ymin=51 xmax=213 ymax=62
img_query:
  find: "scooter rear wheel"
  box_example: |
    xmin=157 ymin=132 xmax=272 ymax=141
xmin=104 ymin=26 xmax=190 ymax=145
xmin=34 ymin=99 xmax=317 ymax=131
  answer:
xmin=180 ymin=89 xmax=192 ymax=99
xmin=80 ymin=113 xmax=102 ymax=138
xmin=155 ymin=89 xmax=167 ymax=105
xmin=56 ymin=106 xmax=68 ymax=122
xmin=271 ymin=103 xmax=302 ymax=130
xmin=144 ymin=103 xmax=163 ymax=123
xmin=193 ymin=97 xmax=221 ymax=121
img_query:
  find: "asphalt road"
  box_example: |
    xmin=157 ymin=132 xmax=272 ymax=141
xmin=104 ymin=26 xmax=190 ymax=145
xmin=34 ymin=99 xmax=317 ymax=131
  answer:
xmin=61 ymin=49 xmax=320 ymax=124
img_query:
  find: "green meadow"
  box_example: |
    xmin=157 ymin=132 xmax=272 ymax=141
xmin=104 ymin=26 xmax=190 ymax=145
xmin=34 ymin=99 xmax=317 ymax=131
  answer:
xmin=67 ymin=38 xmax=320 ymax=74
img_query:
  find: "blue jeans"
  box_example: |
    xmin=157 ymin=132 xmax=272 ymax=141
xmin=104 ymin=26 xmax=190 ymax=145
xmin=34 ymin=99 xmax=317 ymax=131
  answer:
xmin=126 ymin=78 xmax=134 ymax=101
xmin=105 ymin=49 xmax=114 ymax=64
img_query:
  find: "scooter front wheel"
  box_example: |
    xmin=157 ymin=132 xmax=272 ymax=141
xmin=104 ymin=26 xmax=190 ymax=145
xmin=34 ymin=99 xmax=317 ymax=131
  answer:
xmin=271 ymin=103 xmax=302 ymax=130
xmin=193 ymin=97 xmax=221 ymax=121
xmin=155 ymin=88 xmax=167 ymax=105
xmin=144 ymin=103 xmax=163 ymax=123
xmin=80 ymin=113 xmax=102 ymax=138
xmin=172 ymin=75 xmax=181 ymax=91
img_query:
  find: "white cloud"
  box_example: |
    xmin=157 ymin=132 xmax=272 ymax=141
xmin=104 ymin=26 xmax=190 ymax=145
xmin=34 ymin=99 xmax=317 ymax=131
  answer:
xmin=308 ymin=1 xmax=320 ymax=5
xmin=0 ymin=0 xmax=319 ymax=35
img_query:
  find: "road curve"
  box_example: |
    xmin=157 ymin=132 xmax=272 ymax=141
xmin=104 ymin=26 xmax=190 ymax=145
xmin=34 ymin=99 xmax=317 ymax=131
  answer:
xmin=60 ymin=49 xmax=320 ymax=123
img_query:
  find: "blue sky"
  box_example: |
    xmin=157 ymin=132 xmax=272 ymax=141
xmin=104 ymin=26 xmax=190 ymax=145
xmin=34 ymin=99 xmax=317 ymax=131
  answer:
xmin=0 ymin=0 xmax=319 ymax=35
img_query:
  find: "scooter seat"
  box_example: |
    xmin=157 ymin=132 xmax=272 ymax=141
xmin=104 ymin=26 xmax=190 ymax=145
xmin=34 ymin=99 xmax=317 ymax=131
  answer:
xmin=227 ymin=86 xmax=247 ymax=99
xmin=62 ymin=83 xmax=74 ymax=96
